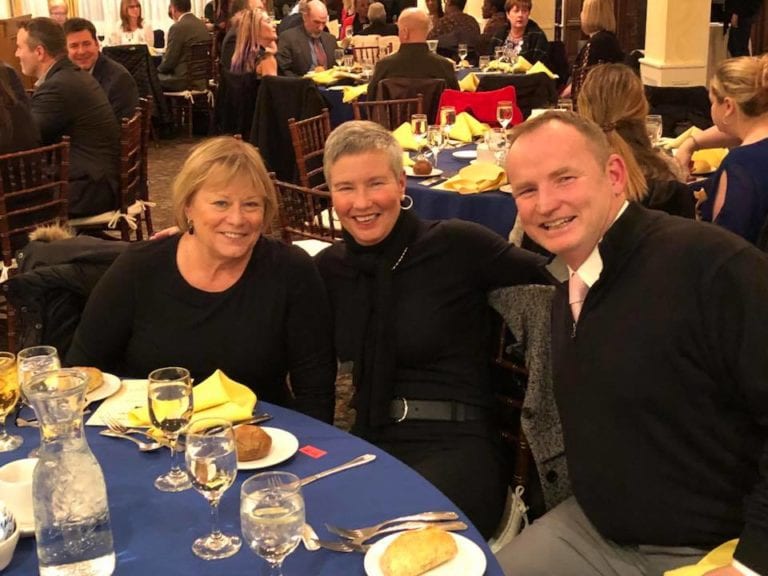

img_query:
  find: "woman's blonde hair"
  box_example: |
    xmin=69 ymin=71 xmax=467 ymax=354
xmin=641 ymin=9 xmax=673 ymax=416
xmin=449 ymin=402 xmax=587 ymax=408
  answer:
xmin=230 ymin=8 xmax=270 ymax=74
xmin=711 ymin=54 xmax=768 ymax=118
xmin=172 ymin=136 xmax=276 ymax=232
xmin=577 ymin=64 xmax=654 ymax=202
xmin=581 ymin=0 xmax=615 ymax=35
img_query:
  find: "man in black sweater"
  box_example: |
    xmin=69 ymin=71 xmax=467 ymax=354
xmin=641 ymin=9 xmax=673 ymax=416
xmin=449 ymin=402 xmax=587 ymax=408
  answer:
xmin=497 ymin=111 xmax=768 ymax=576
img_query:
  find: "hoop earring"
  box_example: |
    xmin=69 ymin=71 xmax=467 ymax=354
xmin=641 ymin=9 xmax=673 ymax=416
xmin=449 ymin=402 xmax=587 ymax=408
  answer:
xmin=400 ymin=195 xmax=413 ymax=210
xmin=187 ymin=219 xmax=195 ymax=235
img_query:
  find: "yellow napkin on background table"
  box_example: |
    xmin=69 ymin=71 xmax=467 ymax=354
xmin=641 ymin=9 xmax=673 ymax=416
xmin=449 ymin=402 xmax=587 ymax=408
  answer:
xmin=526 ymin=61 xmax=557 ymax=79
xmin=342 ymin=83 xmax=368 ymax=103
xmin=513 ymin=55 xmax=532 ymax=73
xmin=664 ymin=540 xmax=737 ymax=576
xmin=442 ymin=162 xmax=507 ymax=194
xmin=447 ymin=112 xmax=490 ymax=143
xmin=459 ymin=72 xmax=479 ymax=92
xmin=485 ymin=59 xmax=515 ymax=73
xmin=393 ymin=122 xmax=421 ymax=151
xmin=402 ymin=152 xmax=414 ymax=167
xmin=307 ymin=68 xmax=340 ymax=85
xmin=691 ymin=148 xmax=728 ymax=174
xmin=127 ymin=369 xmax=256 ymax=426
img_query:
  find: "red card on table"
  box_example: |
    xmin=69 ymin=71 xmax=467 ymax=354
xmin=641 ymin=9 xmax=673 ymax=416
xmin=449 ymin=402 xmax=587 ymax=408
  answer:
xmin=300 ymin=445 xmax=327 ymax=459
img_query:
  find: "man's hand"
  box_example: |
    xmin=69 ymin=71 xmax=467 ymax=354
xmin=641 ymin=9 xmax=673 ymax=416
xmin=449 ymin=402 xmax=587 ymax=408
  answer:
xmin=704 ymin=566 xmax=745 ymax=576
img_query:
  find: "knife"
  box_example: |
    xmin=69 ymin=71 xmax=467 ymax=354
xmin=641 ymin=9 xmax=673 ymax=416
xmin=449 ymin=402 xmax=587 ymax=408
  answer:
xmin=233 ymin=413 xmax=272 ymax=429
xmin=299 ymin=454 xmax=376 ymax=486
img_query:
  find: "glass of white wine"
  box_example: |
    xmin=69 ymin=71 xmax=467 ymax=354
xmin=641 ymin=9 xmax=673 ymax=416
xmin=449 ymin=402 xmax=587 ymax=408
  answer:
xmin=426 ymin=124 xmax=444 ymax=168
xmin=411 ymin=113 xmax=428 ymax=152
xmin=17 ymin=346 xmax=60 ymax=457
xmin=645 ymin=114 xmax=663 ymax=146
xmin=334 ymin=48 xmax=345 ymax=68
xmin=439 ymin=106 xmax=457 ymax=142
xmin=0 ymin=352 xmax=21 ymax=452
xmin=185 ymin=418 xmax=241 ymax=560
xmin=241 ymin=471 xmax=305 ymax=576
xmin=457 ymin=43 xmax=468 ymax=66
xmin=497 ymin=100 xmax=514 ymax=131
xmin=148 ymin=366 xmax=193 ymax=492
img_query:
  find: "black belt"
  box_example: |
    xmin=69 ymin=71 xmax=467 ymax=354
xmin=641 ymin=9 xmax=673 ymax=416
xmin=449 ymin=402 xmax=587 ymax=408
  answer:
xmin=389 ymin=398 xmax=487 ymax=423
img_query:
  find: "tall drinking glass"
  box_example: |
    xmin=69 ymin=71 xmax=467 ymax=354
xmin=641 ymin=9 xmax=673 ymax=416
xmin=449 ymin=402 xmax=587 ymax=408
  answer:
xmin=427 ymin=39 xmax=438 ymax=53
xmin=494 ymin=47 xmax=504 ymax=62
xmin=148 ymin=366 xmax=193 ymax=492
xmin=440 ymin=106 xmax=456 ymax=142
xmin=457 ymin=43 xmax=468 ymax=65
xmin=186 ymin=418 xmax=241 ymax=559
xmin=241 ymin=472 xmax=305 ymax=576
xmin=411 ymin=113 xmax=428 ymax=152
xmin=0 ymin=352 xmax=21 ymax=451
xmin=645 ymin=114 xmax=663 ymax=146
xmin=17 ymin=346 xmax=60 ymax=457
xmin=497 ymin=100 xmax=514 ymax=131
xmin=426 ymin=124 xmax=444 ymax=168
xmin=334 ymin=48 xmax=345 ymax=67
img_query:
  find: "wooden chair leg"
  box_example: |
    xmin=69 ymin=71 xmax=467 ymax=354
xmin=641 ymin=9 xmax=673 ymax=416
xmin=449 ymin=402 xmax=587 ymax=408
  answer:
xmin=187 ymin=99 xmax=193 ymax=138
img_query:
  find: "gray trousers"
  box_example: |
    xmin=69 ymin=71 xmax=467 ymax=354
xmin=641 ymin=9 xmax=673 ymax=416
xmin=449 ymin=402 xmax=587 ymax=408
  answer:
xmin=495 ymin=497 xmax=707 ymax=576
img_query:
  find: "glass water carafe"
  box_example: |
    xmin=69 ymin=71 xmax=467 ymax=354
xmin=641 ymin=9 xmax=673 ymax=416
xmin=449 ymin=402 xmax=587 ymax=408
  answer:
xmin=22 ymin=369 xmax=115 ymax=576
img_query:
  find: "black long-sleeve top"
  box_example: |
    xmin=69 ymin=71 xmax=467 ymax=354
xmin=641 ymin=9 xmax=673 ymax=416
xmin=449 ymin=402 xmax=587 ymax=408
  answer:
xmin=67 ymin=235 xmax=337 ymax=422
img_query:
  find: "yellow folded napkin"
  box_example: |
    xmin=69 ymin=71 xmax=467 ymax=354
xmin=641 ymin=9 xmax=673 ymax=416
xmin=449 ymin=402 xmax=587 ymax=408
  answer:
xmin=392 ymin=122 xmax=421 ymax=151
xmin=402 ymin=152 xmax=414 ymax=167
xmin=664 ymin=540 xmax=737 ymax=576
xmin=442 ymin=162 xmax=507 ymax=194
xmin=459 ymin=72 xmax=479 ymax=92
xmin=691 ymin=147 xmax=728 ymax=174
xmin=341 ymin=83 xmax=368 ymax=103
xmin=486 ymin=59 xmax=515 ymax=73
xmin=127 ymin=369 xmax=257 ymax=426
xmin=527 ymin=60 xmax=557 ymax=79
xmin=307 ymin=68 xmax=340 ymax=85
xmin=513 ymin=55 xmax=532 ymax=73
xmin=447 ymin=112 xmax=490 ymax=143
xmin=662 ymin=126 xmax=703 ymax=150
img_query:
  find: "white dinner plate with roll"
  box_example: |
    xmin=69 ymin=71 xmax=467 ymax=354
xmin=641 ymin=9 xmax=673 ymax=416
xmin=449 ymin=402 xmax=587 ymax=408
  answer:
xmin=85 ymin=373 xmax=122 ymax=405
xmin=237 ymin=427 xmax=299 ymax=470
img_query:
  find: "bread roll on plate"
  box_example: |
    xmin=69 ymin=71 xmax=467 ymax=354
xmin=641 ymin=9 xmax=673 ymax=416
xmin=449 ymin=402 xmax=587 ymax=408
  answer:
xmin=235 ymin=425 xmax=272 ymax=461
xmin=73 ymin=366 xmax=104 ymax=394
xmin=380 ymin=527 xmax=459 ymax=576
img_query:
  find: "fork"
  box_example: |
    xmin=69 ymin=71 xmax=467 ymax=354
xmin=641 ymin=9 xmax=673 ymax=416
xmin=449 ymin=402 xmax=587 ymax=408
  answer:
xmin=325 ymin=510 xmax=459 ymax=541
xmin=348 ymin=520 xmax=468 ymax=545
xmin=99 ymin=430 xmax=161 ymax=452
xmin=103 ymin=414 xmax=184 ymax=450
xmin=302 ymin=524 xmax=356 ymax=553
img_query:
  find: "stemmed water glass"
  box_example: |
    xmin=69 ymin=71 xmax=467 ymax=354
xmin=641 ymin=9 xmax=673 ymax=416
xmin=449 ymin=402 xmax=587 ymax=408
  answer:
xmin=457 ymin=43 xmax=468 ymax=66
xmin=241 ymin=471 xmax=305 ymax=576
xmin=411 ymin=113 xmax=428 ymax=153
xmin=439 ymin=106 xmax=456 ymax=143
xmin=334 ymin=48 xmax=345 ymax=68
xmin=185 ymin=418 xmax=241 ymax=559
xmin=148 ymin=366 xmax=193 ymax=492
xmin=17 ymin=346 xmax=61 ymax=456
xmin=645 ymin=114 xmax=663 ymax=146
xmin=427 ymin=39 xmax=438 ymax=53
xmin=497 ymin=100 xmax=514 ymax=132
xmin=0 ymin=352 xmax=21 ymax=452
xmin=426 ymin=125 xmax=444 ymax=168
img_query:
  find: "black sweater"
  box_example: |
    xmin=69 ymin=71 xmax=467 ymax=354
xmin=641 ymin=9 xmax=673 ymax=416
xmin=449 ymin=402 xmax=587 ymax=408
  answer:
xmin=550 ymin=203 xmax=768 ymax=572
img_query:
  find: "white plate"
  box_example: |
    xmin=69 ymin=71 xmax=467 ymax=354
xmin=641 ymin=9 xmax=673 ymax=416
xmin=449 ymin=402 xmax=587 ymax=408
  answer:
xmin=237 ymin=427 xmax=299 ymax=470
xmin=364 ymin=532 xmax=486 ymax=576
xmin=326 ymin=85 xmax=346 ymax=90
xmin=499 ymin=184 xmax=513 ymax=193
xmin=452 ymin=150 xmax=477 ymax=160
xmin=85 ymin=373 xmax=121 ymax=405
xmin=404 ymin=167 xmax=443 ymax=178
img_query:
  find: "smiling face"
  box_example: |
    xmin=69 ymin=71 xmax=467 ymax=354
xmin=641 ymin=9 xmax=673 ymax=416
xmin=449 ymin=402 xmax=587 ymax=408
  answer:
xmin=507 ymin=4 xmax=530 ymax=34
xmin=506 ymin=120 xmax=626 ymax=270
xmin=184 ymin=175 xmax=265 ymax=265
xmin=329 ymin=151 xmax=405 ymax=246
xmin=66 ymin=29 xmax=99 ymax=71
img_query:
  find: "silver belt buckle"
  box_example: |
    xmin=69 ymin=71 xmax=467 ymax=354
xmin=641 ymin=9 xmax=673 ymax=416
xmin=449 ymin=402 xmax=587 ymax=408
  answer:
xmin=393 ymin=397 xmax=409 ymax=423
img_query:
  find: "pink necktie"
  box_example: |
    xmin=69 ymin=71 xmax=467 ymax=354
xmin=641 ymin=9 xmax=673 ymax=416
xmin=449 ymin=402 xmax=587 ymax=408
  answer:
xmin=312 ymin=38 xmax=327 ymax=68
xmin=569 ymin=272 xmax=589 ymax=323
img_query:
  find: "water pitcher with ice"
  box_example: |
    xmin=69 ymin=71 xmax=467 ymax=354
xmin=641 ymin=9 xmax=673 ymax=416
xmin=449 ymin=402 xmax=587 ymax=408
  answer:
xmin=22 ymin=369 xmax=115 ymax=576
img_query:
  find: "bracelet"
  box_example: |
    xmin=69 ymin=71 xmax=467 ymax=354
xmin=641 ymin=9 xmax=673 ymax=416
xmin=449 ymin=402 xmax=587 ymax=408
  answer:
xmin=689 ymin=133 xmax=700 ymax=151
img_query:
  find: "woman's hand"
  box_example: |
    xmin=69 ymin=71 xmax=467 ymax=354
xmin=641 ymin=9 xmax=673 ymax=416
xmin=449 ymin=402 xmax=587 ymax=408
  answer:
xmin=150 ymin=226 xmax=180 ymax=240
xmin=675 ymin=136 xmax=696 ymax=177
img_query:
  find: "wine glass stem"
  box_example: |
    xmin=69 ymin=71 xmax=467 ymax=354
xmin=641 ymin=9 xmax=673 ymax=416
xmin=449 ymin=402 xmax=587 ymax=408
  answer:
xmin=0 ymin=415 xmax=7 ymax=440
xmin=266 ymin=560 xmax=284 ymax=576
xmin=169 ymin=437 xmax=180 ymax=472
xmin=208 ymin=499 xmax=222 ymax=540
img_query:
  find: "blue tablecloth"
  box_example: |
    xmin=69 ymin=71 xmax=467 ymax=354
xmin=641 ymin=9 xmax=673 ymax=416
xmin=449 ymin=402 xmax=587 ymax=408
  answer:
xmin=0 ymin=401 xmax=503 ymax=575
xmin=407 ymin=146 xmax=518 ymax=238
xmin=320 ymin=87 xmax=360 ymax=128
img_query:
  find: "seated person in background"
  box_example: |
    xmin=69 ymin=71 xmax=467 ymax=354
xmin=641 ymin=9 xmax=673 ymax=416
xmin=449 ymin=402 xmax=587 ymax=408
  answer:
xmin=489 ymin=0 xmax=548 ymax=64
xmin=16 ymin=18 xmax=120 ymax=217
xmin=425 ymin=0 xmax=443 ymax=30
xmin=316 ymin=121 xmax=546 ymax=538
xmin=157 ymin=0 xmax=211 ymax=91
xmin=358 ymin=2 xmax=397 ymax=35
xmin=477 ymin=0 xmax=506 ymax=54
xmin=0 ymin=64 xmax=41 ymax=154
xmin=48 ymin=0 xmax=68 ymax=25
xmin=64 ymin=18 xmax=140 ymax=122
xmin=577 ymin=63 xmax=694 ymax=218
xmin=230 ymin=8 xmax=278 ymax=76
xmin=276 ymin=0 xmax=337 ymax=76
xmin=366 ymin=8 xmax=458 ymax=100
xmin=499 ymin=110 xmax=768 ymax=576
xmin=342 ymin=0 xmax=369 ymax=36
xmin=110 ymin=0 xmax=155 ymax=47
xmin=426 ymin=0 xmax=480 ymax=53
xmin=220 ymin=0 xmax=257 ymax=71
xmin=276 ymin=0 xmax=307 ymax=34
xmin=67 ymin=137 xmax=337 ymax=423
xmin=697 ymin=54 xmax=768 ymax=245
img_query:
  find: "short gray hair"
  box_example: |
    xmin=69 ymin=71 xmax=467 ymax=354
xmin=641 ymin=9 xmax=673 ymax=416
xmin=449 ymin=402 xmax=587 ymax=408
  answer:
xmin=368 ymin=1 xmax=386 ymax=22
xmin=324 ymin=121 xmax=403 ymax=184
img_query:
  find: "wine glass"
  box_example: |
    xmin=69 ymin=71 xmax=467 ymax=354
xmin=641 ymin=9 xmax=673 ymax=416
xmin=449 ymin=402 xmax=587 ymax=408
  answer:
xmin=457 ymin=43 xmax=468 ymax=66
xmin=427 ymin=39 xmax=438 ymax=53
xmin=185 ymin=418 xmax=241 ymax=560
xmin=0 ymin=352 xmax=21 ymax=452
xmin=17 ymin=346 xmax=60 ymax=457
xmin=645 ymin=114 xmax=663 ymax=146
xmin=497 ymin=100 xmax=514 ymax=131
xmin=485 ymin=127 xmax=507 ymax=166
xmin=426 ymin=125 xmax=444 ymax=168
xmin=439 ymin=106 xmax=456 ymax=142
xmin=241 ymin=471 xmax=305 ymax=576
xmin=478 ymin=55 xmax=490 ymax=70
xmin=411 ymin=113 xmax=428 ymax=152
xmin=494 ymin=47 xmax=504 ymax=63
xmin=334 ymin=48 xmax=345 ymax=68
xmin=148 ymin=366 xmax=193 ymax=492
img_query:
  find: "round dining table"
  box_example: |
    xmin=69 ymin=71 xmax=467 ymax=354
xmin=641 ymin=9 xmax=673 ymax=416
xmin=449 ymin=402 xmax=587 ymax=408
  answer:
xmin=0 ymin=399 xmax=504 ymax=575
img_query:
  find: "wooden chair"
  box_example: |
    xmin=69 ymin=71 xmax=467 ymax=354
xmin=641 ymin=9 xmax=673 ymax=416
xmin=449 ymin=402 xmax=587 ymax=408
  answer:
xmin=352 ymin=95 xmax=424 ymax=131
xmin=272 ymin=178 xmax=343 ymax=244
xmin=163 ymin=38 xmax=215 ymax=137
xmin=377 ymin=35 xmax=400 ymax=56
xmin=287 ymin=108 xmax=331 ymax=189
xmin=0 ymin=137 xmax=70 ymax=351
xmin=69 ymin=100 xmax=152 ymax=241
xmin=350 ymin=34 xmax=381 ymax=65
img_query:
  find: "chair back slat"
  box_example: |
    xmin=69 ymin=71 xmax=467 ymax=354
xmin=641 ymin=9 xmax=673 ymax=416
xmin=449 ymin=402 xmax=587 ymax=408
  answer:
xmin=352 ymin=95 xmax=424 ymax=131
xmin=287 ymin=109 xmax=331 ymax=189
xmin=188 ymin=39 xmax=214 ymax=87
xmin=272 ymin=177 xmax=343 ymax=243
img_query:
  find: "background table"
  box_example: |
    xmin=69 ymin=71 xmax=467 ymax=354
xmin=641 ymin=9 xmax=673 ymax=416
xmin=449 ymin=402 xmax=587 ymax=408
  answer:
xmin=407 ymin=146 xmax=518 ymax=238
xmin=0 ymin=401 xmax=503 ymax=575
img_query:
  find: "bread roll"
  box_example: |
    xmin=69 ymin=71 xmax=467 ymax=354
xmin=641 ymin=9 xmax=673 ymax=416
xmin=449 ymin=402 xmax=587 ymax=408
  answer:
xmin=413 ymin=159 xmax=432 ymax=176
xmin=235 ymin=425 xmax=272 ymax=461
xmin=380 ymin=527 xmax=458 ymax=576
xmin=74 ymin=367 xmax=104 ymax=393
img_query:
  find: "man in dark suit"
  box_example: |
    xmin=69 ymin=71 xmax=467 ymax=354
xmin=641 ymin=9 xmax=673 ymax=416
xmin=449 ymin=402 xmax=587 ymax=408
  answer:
xmin=277 ymin=0 xmax=337 ymax=76
xmin=366 ymin=7 xmax=458 ymax=100
xmin=158 ymin=0 xmax=211 ymax=91
xmin=16 ymin=18 xmax=120 ymax=218
xmin=63 ymin=18 xmax=139 ymax=122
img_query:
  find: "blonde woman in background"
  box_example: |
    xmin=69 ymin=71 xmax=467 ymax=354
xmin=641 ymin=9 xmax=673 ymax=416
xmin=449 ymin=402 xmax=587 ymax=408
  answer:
xmin=110 ymin=0 xmax=155 ymax=46
xmin=229 ymin=8 xmax=278 ymax=75
xmin=578 ymin=63 xmax=695 ymax=218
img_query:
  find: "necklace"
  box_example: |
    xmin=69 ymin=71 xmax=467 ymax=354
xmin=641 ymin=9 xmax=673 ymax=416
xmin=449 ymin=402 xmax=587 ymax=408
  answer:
xmin=391 ymin=247 xmax=408 ymax=271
